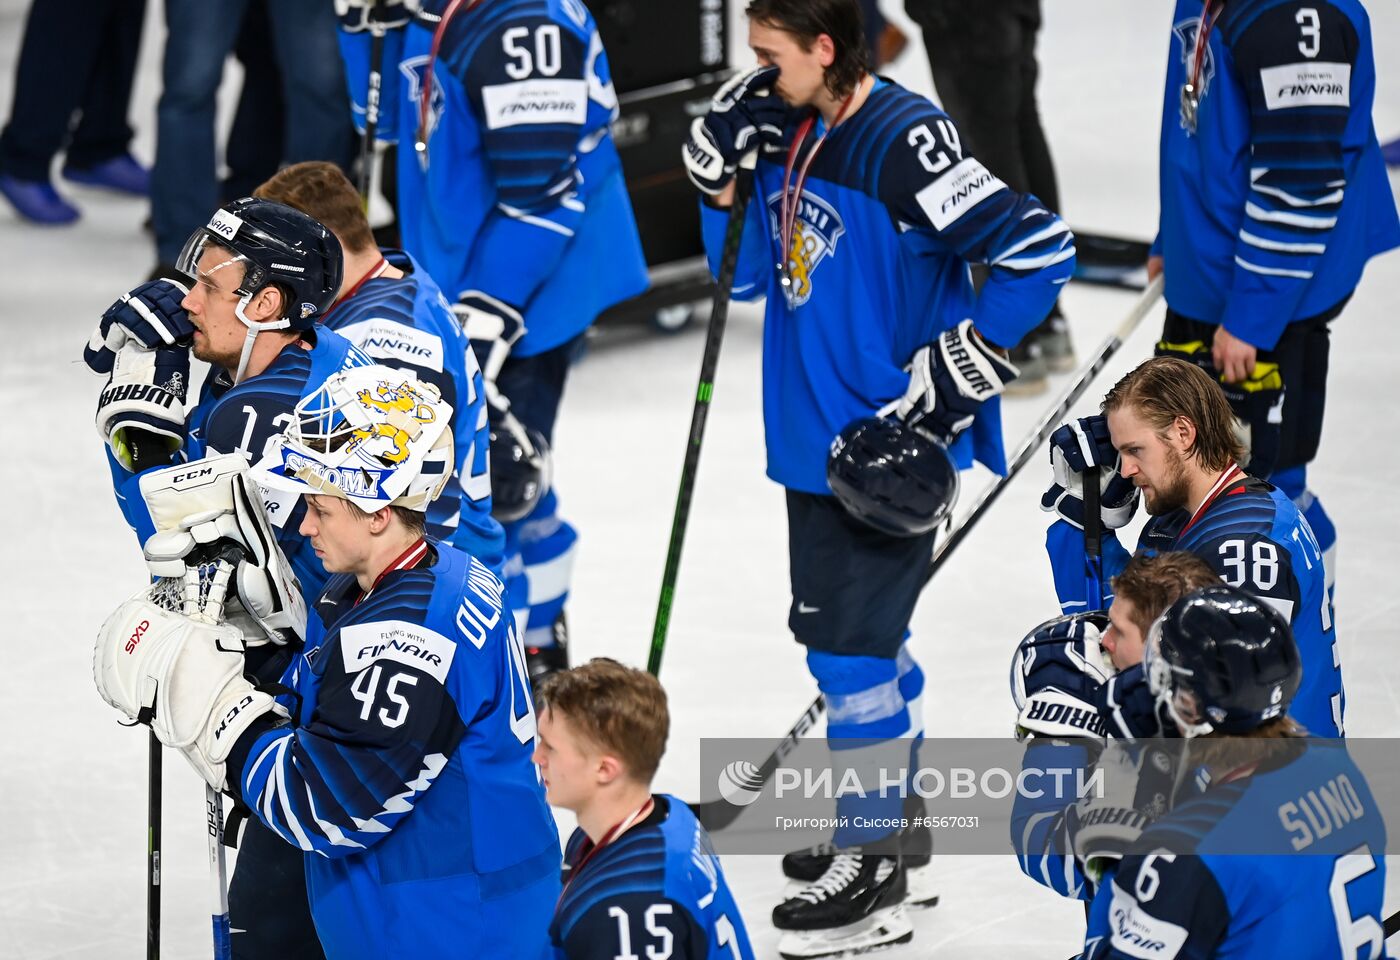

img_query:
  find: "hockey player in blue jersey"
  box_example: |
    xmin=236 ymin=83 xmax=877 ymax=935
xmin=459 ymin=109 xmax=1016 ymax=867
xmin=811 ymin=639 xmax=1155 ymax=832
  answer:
xmin=83 ymin=196 xmax=372 ymax=959
xmin=252 ymin=160 xmax=505 ymax=568
xmin=94 ymin=365 xmax=561 ymax=959
xmin=336 ymin=0 xmax=649 ymax=682
xmin=1148 ymin=0 xmax=1400 ymax=606
xmin=535 ymin=658 xmax=756 ymax=960
xmin=682 ymin=0 xmax=1074 ymax=950
xmin=1044 ymin=357 xmax=1344 ymax=737
xmin=1079 ymin=585 xmax=1387 ymax=959
xmin=1009 ymin=551 xmax=1221 ymax=902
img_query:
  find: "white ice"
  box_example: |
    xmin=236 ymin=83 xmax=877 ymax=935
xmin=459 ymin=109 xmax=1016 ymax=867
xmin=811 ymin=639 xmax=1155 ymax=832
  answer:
xmin=1 ymin=0 xmax=1398 ymax=956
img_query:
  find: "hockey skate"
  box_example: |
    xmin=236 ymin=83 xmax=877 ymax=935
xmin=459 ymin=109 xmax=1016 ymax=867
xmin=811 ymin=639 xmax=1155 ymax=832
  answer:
xmin=773 ymin=852 xmax=912 ymax=959
xmin=782 ymin=815 xmax=938 ymax=909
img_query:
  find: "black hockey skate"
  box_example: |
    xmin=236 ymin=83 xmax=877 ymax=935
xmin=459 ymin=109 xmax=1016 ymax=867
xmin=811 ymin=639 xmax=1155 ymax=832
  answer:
xmin=773 ymin=853 xmax=912 ymax=959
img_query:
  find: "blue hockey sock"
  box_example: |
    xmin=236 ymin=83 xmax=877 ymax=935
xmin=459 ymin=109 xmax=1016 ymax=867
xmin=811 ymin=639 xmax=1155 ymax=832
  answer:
xmin=505 ymin=490 xmax=578 ymax=648
xmin=807 ymin=649 xmax=910 ymax=848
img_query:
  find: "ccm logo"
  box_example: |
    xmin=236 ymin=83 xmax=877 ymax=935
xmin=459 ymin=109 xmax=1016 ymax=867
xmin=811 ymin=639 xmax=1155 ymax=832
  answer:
xmin=125 ymin=620 xmax=150 ymax=653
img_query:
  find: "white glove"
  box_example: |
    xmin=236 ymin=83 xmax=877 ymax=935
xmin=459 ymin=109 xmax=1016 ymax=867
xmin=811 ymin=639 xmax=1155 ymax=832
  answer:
xmin=1068 ymin=740 xmax=1179 ymax=881
xmin=453 ymin=291 xmax=525 ymax=397
xmin=93 ymin=593 xmax=280 ymax=791
xmin=140 ymin=454 xmax=308 ymax=646
xmin=895 ymin=320 xmax=1018 ymax=444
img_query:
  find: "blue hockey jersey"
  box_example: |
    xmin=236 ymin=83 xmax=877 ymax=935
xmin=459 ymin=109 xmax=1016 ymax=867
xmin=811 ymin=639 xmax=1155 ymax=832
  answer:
xmin=338 ymin=0 xmax=648 ymax=356
xmin=1156 ymin=0 xmax=1399 ymax=348
xmin=551 ymin=795 xmax=754 ymax=960
xmin=1048 ymin=470 xmax=1343 ymax=737
xmin=322 ymin=248 xmax=505 ymax=566
xmin=227 ymin=541 xmax=560 ymax=959
xmin=700 ymin=80 xmax=1075 ymax=493
xmin=107 ymin=327 xmax=373 ymax=602
xmin=1084 ymin=740 xmax=1386 ymax=959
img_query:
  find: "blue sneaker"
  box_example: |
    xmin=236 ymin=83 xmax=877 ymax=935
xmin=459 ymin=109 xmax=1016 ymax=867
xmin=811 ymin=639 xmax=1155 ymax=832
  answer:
xmin=0 ymin=174 xmax=80 ymax=224
xmin=63 ymin=153 xmax=150 ymax=196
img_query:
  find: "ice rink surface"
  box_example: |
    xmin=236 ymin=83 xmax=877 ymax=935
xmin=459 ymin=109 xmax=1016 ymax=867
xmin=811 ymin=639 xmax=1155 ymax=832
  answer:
xmin=1 ymin=0 xmax=1397 ymax=956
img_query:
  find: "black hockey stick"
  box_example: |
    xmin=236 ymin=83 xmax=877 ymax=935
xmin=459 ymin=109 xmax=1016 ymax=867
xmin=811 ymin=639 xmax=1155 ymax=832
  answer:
xmin=357 ymin=8 xmax=387 ymax=204
xmin=691 ymin=276 xmax=1166 ymax=832
xmin=1084 ymin=456 xmax=1104 ymax=604
xmin=125 ymin=428 xmax=166 ymax=960
xmin=648 ymin=156 xmax=758 ymax=677
xmin=1385 ymin=909 xmax=1400 ymax=939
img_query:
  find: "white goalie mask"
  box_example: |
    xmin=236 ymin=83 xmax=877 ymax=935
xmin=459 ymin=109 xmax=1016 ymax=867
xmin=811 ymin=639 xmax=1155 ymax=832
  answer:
xmin=251 ymin=365 xmax=454 ymax=513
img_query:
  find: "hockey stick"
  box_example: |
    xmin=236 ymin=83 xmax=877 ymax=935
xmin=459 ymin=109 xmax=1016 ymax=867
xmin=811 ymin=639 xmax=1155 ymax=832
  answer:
xmin=648 ymin=154 xmax=758 ymax=677
xmin=184 ymin=556 xmax=238 ymax=960
xmin=691 ymin=275 xmax=1166 ymax=831
xmin=1083 ymin=460 xmax=1104 ymax=606
xmin=126 ymin=430 xmax=167 ymax=960
xmin=1385 ymin=909 xmax=1400 ymax=938
xmin=357 ymin=9 xmax=387 ymax=204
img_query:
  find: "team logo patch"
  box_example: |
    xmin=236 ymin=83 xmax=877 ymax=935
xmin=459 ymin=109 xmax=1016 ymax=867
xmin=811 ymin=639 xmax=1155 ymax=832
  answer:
xmin=350 ymin=379 xmax=439 ymax=465
xmin=1173 ymin=17 xmax=1216 ymax=132
xmin=766 ymin=190 xmax=846 ymax=308
xmin=401 ymin=55 xmax=445 ymax=160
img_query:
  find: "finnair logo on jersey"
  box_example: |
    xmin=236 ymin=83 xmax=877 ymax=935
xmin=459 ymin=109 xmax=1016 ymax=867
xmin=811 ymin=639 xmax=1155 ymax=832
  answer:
xmin=1109 ymin=885 xmax=1187 ymax=957
xmin=915 ymin=158 xmax=1006 ymax=231
xmin=1261 ymin=61 xmax=1350 ymax=110
xmin=482 ymin=79 xmax=588 ymax=130
xmin=765 ymin=190 xmax=845 ymax=308
xmin=341 ymin=620 xmax=456 ymax=684
xmin=339 ymin=320 xmax=445 ymax=373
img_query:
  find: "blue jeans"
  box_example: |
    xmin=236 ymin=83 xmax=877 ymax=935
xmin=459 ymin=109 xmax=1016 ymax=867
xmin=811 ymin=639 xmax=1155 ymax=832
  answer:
xmin=152 ymin=0 xmax=352 ymax=262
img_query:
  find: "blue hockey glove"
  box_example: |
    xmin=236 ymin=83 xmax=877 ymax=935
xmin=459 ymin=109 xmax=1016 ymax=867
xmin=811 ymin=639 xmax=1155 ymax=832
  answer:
xmin=1041 ymin=416 xmax=1139 ymax=530
xmin=95 ymin=340 xmax=190 ymax=471
xmin=1010 ymin=612 xmax=1112 ymax=742
xmin=683 ymin=66 xmax=786 ymax=195
xmin=334 ymin=0 xmax=414 ymax=32
xmin=85 ymin=279 xmax=195 ymax=374
xmin=895 ymin=319 xmax=1019 ymax=444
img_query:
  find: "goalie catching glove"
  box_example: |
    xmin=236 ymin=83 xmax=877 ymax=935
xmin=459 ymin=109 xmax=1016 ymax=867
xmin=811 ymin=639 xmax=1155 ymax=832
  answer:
xmin=1064 ymin=739 xmax=1180 ymax=882
xmin=139 ymin=453 xmax=307 ymax=647
xmin=94 ymin=571 xmax=285 ymax=792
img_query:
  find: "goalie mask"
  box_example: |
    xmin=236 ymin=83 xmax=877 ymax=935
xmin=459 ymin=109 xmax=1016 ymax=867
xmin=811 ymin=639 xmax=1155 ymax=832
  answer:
xmin=252 ymin=366 xmax=454 ymax=513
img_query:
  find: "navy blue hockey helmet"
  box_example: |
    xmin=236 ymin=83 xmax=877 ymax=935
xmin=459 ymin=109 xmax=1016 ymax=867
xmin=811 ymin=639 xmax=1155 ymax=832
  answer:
xmin=1145 ymin=584 xmax=1301 ymax=737
xmin=490 ymin=422 xmax=552 ymax=524
xmin=827 ymin=416 xmax=959 ymax=537
xmin=176 ymin=197 xmax=343 ymax=331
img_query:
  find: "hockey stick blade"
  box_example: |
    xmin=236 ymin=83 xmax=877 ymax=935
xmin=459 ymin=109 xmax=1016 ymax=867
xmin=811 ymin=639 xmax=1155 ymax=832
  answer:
xmin=689 ymin=276 xmax=1165 ymax=832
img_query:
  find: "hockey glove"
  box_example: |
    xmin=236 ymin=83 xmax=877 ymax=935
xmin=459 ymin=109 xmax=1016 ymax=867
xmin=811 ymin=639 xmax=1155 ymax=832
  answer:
xmin=85 ymin=279 xmax=195 ymax=373
xmin=140 ymin=454 xmax=308 ymax=647
xmin=896 ymin=320 xmax=1019 ymax=444
xmin=1010 ymin=612 xmax=1113 ymax=742
xmin=1065 ymin=739 xmax=1179 ymax=882
xmin=1040 ymin=416 xmax=1139 ymax=530
xmin=95 ymin=340 xmax=190 ymax=471
xmin=453 ymin=290 xmax=525 ymax=409
xmin=1219 ymin=362 xmax=1284 ymax=478
xmin=334 ymin=0 xmax=415 ymax=32
xmin=683 ymin=66 xmax=786 ymax=195
xmin=94 ymin=582 xmax=283 ymax=791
